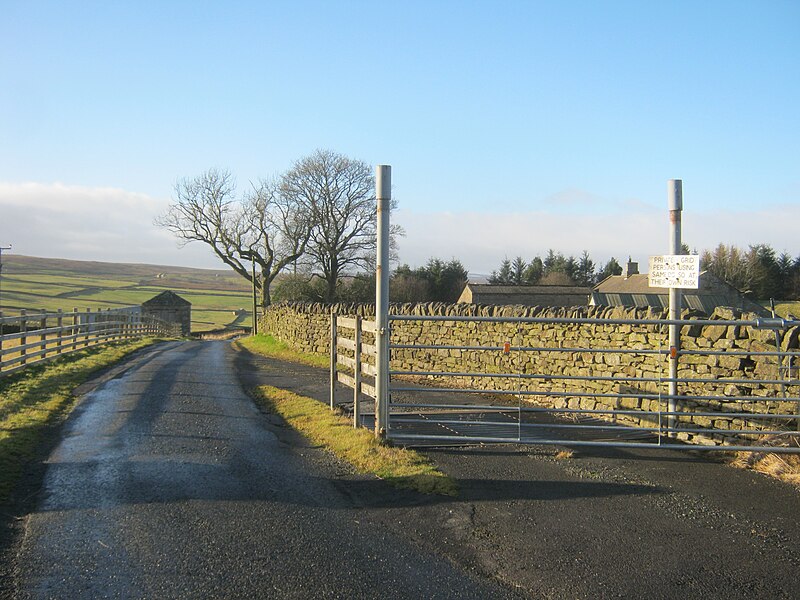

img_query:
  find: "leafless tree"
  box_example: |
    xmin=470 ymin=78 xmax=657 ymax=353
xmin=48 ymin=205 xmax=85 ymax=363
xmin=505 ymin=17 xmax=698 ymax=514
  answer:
xmin=281 ymin=149 xmax=401 ymax=302
xmin=156 ymin=168 xmax=312 ymax=306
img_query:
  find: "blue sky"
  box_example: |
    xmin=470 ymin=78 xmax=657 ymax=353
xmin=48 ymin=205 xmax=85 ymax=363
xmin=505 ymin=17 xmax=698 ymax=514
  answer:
xmin=1 ymin=1 xmax=798 ymax=273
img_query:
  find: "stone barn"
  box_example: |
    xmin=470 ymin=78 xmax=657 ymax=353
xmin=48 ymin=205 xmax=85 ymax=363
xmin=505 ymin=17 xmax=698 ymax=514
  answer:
xmin=590 ymin=261 xmax=769 ymax=316
xmin=457 ymin=283 xmax=592 ymax=307
xmin=141 ymin=291 xmax=191 ymax=335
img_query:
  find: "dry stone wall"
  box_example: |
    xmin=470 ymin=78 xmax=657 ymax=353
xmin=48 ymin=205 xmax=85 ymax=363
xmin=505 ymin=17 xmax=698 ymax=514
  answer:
xmin=260 ymin=302 xmax=800 ymax=446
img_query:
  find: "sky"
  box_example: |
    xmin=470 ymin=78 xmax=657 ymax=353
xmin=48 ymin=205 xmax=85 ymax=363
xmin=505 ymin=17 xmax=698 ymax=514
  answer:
xmin=1 ymin=0 xmax=798 ymax=276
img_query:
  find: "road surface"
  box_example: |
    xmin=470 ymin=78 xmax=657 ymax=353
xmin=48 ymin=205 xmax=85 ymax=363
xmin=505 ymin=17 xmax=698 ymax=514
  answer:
xmin=12 ymin=340 xmax=517 ymax=599
xmin=10 ymin=339 xmax=800 ymax=599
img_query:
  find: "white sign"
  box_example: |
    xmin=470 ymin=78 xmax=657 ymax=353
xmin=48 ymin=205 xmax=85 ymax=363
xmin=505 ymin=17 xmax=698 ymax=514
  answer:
xmin=648 ymin=255 xmax=700 ymax=289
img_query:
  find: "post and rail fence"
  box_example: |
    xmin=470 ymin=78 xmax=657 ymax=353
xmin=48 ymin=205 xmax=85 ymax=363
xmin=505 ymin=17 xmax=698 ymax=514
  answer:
xmin=0 ymin=306 xmax=180 ymax=378
xmin=329 ymin=312 xmax=378 ymax=428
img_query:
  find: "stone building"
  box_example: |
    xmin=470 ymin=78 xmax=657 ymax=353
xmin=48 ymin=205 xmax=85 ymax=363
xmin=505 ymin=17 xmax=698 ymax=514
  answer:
xmin=141 ymin=290 xmax=192 ymax=335
xmin=457 ymin=283 xmax=591 ymax=307
xmin=591 ymin=260 xmax=768 ymax=316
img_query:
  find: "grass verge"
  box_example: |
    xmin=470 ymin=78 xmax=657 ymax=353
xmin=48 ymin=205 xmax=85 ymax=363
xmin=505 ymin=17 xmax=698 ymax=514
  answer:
xmin=237 ymin=334 xmax=329 ymax=369
xmin=0 ymin=338 xmax=158 ymax=503
xmin=730 ymin=435 xmax=800 ymax=487
xmin=250 ymin=385 xmax=457 ymax=496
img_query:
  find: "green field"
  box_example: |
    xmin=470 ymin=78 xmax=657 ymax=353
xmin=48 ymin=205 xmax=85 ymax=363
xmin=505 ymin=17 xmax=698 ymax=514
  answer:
xmin=0 ymin=255 xmax=255 ymax=332
xmin=774 ymin=302 xmax=800 ymax=319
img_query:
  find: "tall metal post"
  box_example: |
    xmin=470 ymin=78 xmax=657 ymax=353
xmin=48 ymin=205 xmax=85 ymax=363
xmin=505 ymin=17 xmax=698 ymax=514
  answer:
xmin=668 ymin=179 xmax=683 ymax=436
xmin=375 ymin=165 xmax=391 ymax=439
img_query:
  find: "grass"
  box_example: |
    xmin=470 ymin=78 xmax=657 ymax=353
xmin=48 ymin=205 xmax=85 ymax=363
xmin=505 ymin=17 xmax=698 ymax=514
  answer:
xmin=773 ymin=302 xmax=800 ymax=319
xmin=1 ymin=255 xmax=255 ymax=332
xmin=250 ymin=385 xmax=457 ymax=496
xmin=730 ymin=436 xmax=800 ymax=488
xmin=237 ymin=334 xmax=329 ymax=369
xmin=0 ymin=338 xmax=158 ymax=503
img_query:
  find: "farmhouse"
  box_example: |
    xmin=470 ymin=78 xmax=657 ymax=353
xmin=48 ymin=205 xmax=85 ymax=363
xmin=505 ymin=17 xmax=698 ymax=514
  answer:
xmin=591 ymin=261 xmax=768 ymax=316
xmin=141 ymin=290 xmax=192 ymax=335
xmin=458 ymin=283 xmax=591 ymax=307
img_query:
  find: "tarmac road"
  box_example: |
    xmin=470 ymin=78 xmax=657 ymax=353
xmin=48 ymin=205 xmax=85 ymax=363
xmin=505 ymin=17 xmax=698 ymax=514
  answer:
xmin=10 ymin=339 xmax=800 ymax=599
xmin=239 ymin=343 xmax=800 ymax=599
xmin=11 ymin=340 xmax=519 ymax=599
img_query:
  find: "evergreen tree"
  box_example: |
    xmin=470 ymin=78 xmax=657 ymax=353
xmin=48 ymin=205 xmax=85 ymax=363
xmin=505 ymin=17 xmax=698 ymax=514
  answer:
xmin=543 ymin=249 xmax=561 ymax=275
xmin=489 ymin=258 xmax=513 ymax=285
xmin=703 ymin=242 xmax=794 ymax=300
xmin=391 ymin=258 xmax=468 ymax=303
xmin=564 ymin=255 xmax=579 ymax=283
xmin=777 ymin=252 xmax=793 ymax=298
xmin=523 ymin=257 xmax=543 ymax=284
xmin=576 ymin=250 xmax=596 ymax=287
xmin=511 ymin=256 xmax=526 ymax=285
xmin=424 ymin=258 xmax=469 ymax=302
xmin=597 ymin=257 xmax=623 ymax=281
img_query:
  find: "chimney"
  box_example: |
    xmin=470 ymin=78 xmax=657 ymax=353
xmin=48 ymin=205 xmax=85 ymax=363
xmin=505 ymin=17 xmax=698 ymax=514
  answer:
xmin=623 ymin=257 xmax=639 ymax=279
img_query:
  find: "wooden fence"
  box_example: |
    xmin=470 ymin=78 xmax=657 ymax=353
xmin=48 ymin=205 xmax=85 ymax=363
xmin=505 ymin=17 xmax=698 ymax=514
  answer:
xmin=0 ymin=307 xmax=180 ymax=378
xmin=330 ymin=314 xmax=377 ymax=428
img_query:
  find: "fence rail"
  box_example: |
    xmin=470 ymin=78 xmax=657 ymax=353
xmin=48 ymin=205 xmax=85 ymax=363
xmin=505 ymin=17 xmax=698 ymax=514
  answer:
xmin=0 ymin=307 xmax=180 ymax=378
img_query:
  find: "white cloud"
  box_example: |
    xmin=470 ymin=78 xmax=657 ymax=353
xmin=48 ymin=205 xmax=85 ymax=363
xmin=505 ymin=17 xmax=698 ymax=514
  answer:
xmin=0 ymin=181 xmax=225 ymax=268
xmin=1 ymin=181 xmax=797 ymax=276
xmin=394 ymin=201 xmax=800 ymax=274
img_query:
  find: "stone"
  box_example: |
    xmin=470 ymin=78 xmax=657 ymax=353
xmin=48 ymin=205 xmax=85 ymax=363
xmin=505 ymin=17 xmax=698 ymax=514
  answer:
xmin=702 ymin=324 xmax=727 ymax=343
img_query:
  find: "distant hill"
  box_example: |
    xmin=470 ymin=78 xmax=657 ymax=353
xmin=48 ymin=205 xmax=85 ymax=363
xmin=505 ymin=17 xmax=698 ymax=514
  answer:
xmin=2 ymin=255 xmax=250 ymax=293
xmin=0 ymin=255 xmax=253 ymax=331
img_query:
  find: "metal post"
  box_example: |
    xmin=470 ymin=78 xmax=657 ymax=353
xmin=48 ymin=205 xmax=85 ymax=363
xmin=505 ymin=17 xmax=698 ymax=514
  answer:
xmin=668 ymin=179 xmax=683 ymax=436
xmin=252 ymin=260 xmax=258 ymax=336
xmin=330 ymin=311 xmax=338 ymax=410
xmin=375 ymin=165 xmax=391 ymax=438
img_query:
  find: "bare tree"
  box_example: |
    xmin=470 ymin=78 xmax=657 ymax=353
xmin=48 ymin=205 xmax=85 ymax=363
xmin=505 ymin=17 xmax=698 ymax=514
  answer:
xmin=281 ymin=149 xmax=398 ymax=302
xmin=156 ymin=168 xmax=312 ymax=306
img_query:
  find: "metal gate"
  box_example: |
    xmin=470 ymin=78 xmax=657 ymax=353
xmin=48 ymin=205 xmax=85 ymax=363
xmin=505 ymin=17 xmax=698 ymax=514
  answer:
xmin=334 ymin=166 xmax=800 ymax=453
xmin=380 ymin=313 xmax=800 ymax=453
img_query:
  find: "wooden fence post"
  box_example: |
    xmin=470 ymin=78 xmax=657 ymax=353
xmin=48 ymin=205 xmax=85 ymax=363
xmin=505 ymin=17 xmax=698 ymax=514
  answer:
xmin=56 ymin=309 xmax=63 ymax=355
xmin=85 ymin=308 xmax=92 ymax=347
xmin=20 ymin=309 xmax=27 ymax=366
xmin=0 ymin=310 xmax=4 ymax=373
xmin=40 ymin=309 xmax=47 ymax=359
xmin=73 ymin=308 xmax=79 ymax=349
xmin=354 ymin=314 xmax=362 ymax=428
xmin=330 ymin=311 xmax=337 ymax=410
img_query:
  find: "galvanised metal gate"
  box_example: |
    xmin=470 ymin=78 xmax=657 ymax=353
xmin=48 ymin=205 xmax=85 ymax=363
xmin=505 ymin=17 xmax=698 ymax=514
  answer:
xmin=382 ymin=313 xmax=800 ymax=453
